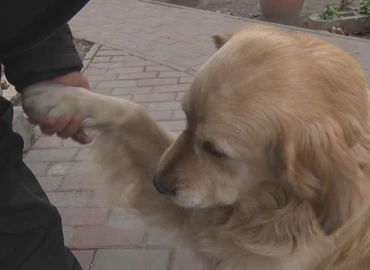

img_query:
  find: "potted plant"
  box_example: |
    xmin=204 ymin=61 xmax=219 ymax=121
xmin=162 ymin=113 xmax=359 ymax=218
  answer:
xmin=359 ymin=0 xmax=370 ymax=14
xmin=308 ymin=0 xmax=370 ymax=34
xmin=317 ymin=4 xmax=341 ymax=20
xmin=259 ymin=0 xmax=305 ymax=25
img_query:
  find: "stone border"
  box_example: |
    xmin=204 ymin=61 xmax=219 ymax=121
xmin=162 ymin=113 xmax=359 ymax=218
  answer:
xmin=82 ymin=43 xmax=101 ymax=73
xmin=308 ymin=11 xmax=370 ymax=34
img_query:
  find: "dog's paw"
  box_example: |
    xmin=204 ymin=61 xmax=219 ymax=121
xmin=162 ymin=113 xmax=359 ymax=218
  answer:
xmin=22 ymin=83 xmax=90 ymax=119
xmin=22 ymin=82 xmax=142 ymax=129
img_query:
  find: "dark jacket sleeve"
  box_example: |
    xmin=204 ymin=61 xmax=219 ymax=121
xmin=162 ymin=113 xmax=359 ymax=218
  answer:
xmin=2 ymin=24 xmax=83 ymax=91
xmin=0 ymin=0 xmax=89 ymax=59
xmin=0 ymin=0 xmax=89 ymax=92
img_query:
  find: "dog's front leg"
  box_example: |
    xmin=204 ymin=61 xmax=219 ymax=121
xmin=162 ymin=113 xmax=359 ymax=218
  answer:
xmin=22 ymin=83 xmax=142 ymax=129
xmin=22 ymin=83 xmax=187 ymax=230
xmin=93 ymin=108 xmax=190 ymax=230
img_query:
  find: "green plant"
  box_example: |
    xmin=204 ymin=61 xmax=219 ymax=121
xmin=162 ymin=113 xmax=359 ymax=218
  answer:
xmin=359 ymin=0 xmax=370 ymax=14
xmin=339 ymin=0 xmax=353 ymax=10
xmin=318 ymin=4 xmax=341 ymax=20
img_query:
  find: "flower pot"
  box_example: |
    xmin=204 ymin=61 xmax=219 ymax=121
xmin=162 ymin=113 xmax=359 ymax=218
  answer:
xmin=308 ymin=11 xmax=370 ymax=34
xmin=259 ymin=0 xmax=305 ymax=25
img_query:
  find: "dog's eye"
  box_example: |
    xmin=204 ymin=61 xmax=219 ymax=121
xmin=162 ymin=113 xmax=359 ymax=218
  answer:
xmin=202 ymin=141 xmax=226 ymax=158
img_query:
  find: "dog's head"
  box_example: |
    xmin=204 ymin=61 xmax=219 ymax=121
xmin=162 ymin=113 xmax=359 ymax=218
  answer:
xmin=154 ymin=24 xmax=370 ymax=235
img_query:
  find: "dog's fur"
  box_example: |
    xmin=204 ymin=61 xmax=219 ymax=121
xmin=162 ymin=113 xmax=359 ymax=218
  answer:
xmin=22 ymin=24 xmax=370 ymax=270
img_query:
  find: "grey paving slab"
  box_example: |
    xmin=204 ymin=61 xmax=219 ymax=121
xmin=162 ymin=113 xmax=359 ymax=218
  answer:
xmin=92 ymin=249 xmax=170 ymax=270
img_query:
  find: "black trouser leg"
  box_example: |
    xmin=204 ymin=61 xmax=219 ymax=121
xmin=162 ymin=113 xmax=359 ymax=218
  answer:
xmin=0 ymin=97 xmax=82 ymax=270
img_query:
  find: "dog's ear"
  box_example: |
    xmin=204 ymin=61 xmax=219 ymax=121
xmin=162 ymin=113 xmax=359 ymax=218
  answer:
xmin=211 ymin=29 xmax=240 ymax=50
xmin=282 ymin=122 xmax=370 ymax=235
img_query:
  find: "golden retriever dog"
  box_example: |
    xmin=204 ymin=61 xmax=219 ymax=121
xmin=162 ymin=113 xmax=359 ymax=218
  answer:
xmin=22 ymin=24 xmax=370 ymax=270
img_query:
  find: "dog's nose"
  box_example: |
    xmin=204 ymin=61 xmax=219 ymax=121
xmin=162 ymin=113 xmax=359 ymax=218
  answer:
xmin=153 ymin=173 xmax=176 ymax=195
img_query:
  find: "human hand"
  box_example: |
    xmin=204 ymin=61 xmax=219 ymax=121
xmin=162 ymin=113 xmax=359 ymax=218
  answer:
xmin=27 ymin=72 xmax=93 ymax=144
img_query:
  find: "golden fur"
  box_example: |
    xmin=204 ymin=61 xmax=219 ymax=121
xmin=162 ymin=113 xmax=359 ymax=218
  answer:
xmin=22 ymin=24 xmax=370 ymax=270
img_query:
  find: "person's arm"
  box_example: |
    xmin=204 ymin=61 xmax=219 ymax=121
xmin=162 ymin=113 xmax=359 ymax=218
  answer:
xmin=0 ymin=1 xmax=91 ymax=144
xmin=0 ymin=0 xmax=89 ymax=60
xmin=1 ymin=24 xmax=92 ymax=144
xmin=2 ymin=24 xmax=84 ymax=91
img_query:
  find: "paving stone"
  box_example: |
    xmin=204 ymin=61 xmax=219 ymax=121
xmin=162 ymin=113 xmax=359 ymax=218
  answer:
xmin=72 ymin=226 xmax=145 ymax=248
xmin=63 ymin=227 xmax=76 ymax=247
xmin=148 ymin=101 xmax=182 ymax=111
xmin=90 ymin=62 xmax=127 ymax=69
xmin=26 ymin=162 xmax=49 ymax=176
xmin=24 ymin=149 xmax=78 ymax=162
xmin=146 ymin=228 xmax=179 ymax=247
xmin=111 ymin=87 xmax=152 ymax=96
xmin=92 ymin=56 xmax=112 ymax=62
xmin=137 ymin=78 xmax=178 ymax=87
xmin=60 ymin=208 xmax=109 ymax=226
xmin=135 ymin=102 xmax=150 ymax=109
xmin=47 ymin=191 xmax=90 ymax=207
xmin=172 ymin=248 xmax=203 ymax=270
xmin=87 ymin=188 xmax=111 ymax=207
xmin=118 ymin=71 xmax=157 ymax=80
xmin=92 ymin=249 xmax=170 ymax=270
xmin=179 ymin=77 xmax=194 ymax=84
xmin=107 ymin=207 xmax=147 ymax=229
xmin=59 ymin=174 xmax=102 ymax=191
xmin=73 ymin=250 xmax=95 ymax=270
xmin=133 ymin=93 xmax=176 ymax=102
xmin=32 ymin=136 xmax=88 ymax=149
xmin=37 ymin=176 xmax=62 ymax=191
xmin=146 ymin=65 xmax=176 ymax=72
xmin=75 ymin=148 xmax=94 ymax=161
xmin=63 ymin=139 xmax=90 ymax=148
xmin=153 ymin=84 xmax=190 ymax=93
xmin=123 ymin=60 xmax=158 ymax=67
xmin=47 ymin=162 xmax=74 ymax=176
xmin=172 ymin=110 xmax=186 ymax=120
xmin=84 ymin=67 xmax=109 ymax=75
xmin=85 ymin=74 xmax=118 ymax=81
xmin=148 ymin=110 xmax=173 ymax=121
xmin=159 ymin=71 xmax=191 ymax=78
xmin=97 ymin=50 xmax=130 ymax=56
xmin=89 ymin=81 xmax=99 ymax=88
xmin=111 ymin=56 xmax=143 ymax=62
xmin=98 ymin=80 xmax=137 ymax=88
xmin=100 ymin=45 xmax=115 ymax=51
xmin=108 ymin=66 xmax=144 ymax=74
xmin=47 ymin=161 xmax=91 ymax=176
xmin=176 ymin=92 xmax=185 ymax=101
xmin=158 ymin=120 xmax=186 ymax=132
xmin=32 ymin=136 xmax=64 ymax=149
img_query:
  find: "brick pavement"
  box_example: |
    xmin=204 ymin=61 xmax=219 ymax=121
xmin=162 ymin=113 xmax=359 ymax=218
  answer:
xmin=23 ymin=0 xmax=370 ymax=269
